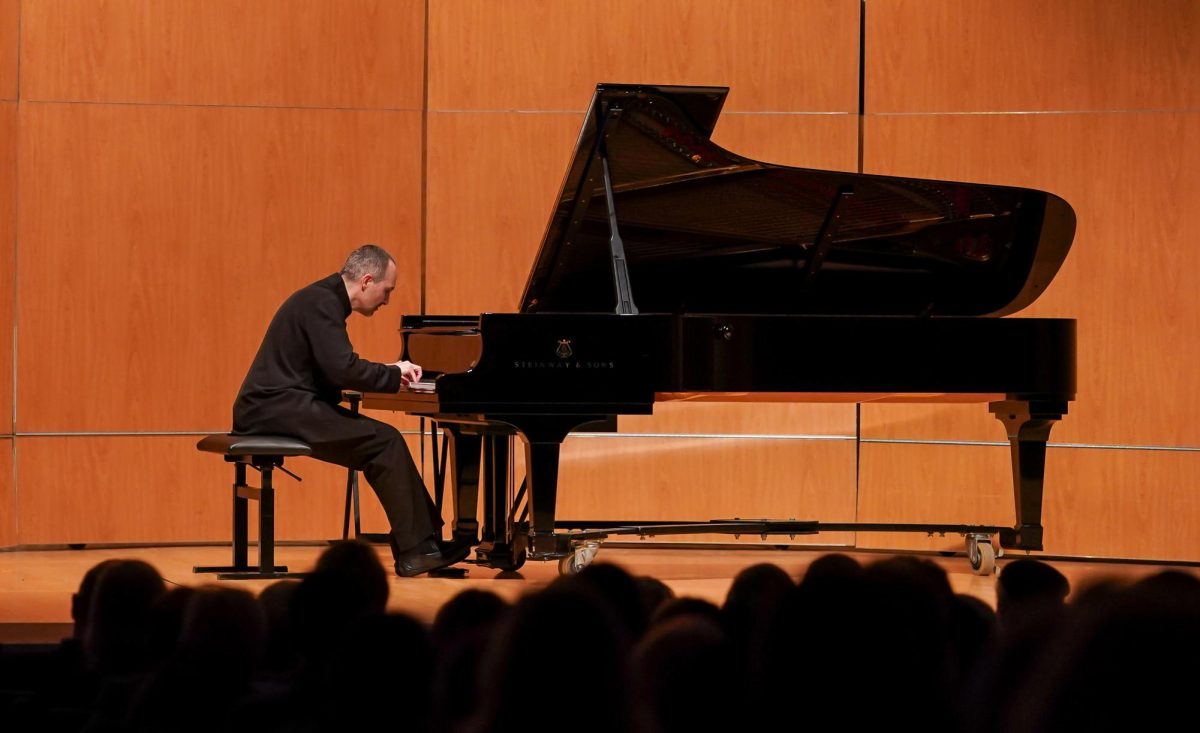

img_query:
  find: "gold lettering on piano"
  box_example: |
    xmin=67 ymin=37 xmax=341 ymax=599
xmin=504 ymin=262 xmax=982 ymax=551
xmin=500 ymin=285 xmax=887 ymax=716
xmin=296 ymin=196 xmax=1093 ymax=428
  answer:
xmin=512 ymin=360 xmax=616 ymax=369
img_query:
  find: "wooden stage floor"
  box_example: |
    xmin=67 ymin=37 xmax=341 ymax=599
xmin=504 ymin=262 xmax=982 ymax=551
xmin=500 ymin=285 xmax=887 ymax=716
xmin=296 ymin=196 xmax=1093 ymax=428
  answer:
xmin=1 ymin=542 xmax=1194 ymax=643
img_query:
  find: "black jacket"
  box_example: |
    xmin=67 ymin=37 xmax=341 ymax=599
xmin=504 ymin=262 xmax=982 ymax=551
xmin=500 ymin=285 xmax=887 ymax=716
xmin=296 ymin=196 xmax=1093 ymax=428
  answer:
xmin=232 ymin=273 xmax=401 ymax=442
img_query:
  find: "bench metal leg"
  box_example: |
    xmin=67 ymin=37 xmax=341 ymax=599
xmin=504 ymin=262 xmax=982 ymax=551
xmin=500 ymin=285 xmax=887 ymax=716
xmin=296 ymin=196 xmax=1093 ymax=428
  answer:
xmin=260 ymin=464 xmax=275 ymax=572
xmin=234 ymin=462 xmax=248 ymax=567
xmin=195 ymin=459 xmax=305 ymax=580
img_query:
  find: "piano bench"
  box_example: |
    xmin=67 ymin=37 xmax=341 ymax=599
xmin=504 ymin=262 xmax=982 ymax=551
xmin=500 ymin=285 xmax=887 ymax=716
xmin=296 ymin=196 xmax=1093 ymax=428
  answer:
xmin=193 ymin=434 xmax=312 ymax=580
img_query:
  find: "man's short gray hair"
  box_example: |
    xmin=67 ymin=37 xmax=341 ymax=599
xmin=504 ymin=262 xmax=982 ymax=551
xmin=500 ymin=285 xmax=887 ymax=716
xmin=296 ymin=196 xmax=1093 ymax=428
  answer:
xmin=340 ymin=244 xmax=394 ymax=280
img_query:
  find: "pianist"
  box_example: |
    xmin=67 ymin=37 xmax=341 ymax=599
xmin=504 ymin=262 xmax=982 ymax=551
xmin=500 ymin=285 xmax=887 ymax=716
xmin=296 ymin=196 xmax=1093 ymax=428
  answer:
xmin=232 ymin=244 xmax=470 ymax=577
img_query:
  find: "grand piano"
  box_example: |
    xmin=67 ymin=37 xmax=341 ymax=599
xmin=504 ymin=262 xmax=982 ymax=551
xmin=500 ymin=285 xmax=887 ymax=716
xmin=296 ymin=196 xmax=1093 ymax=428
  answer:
xmin=364 ymin=83 xmax=1076 ymax=575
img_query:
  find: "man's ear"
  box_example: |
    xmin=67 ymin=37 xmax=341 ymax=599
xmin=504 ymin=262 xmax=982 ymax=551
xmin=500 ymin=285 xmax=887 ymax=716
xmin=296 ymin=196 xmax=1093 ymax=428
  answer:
xmin=361 ymin=274 xmax=374 ymax=290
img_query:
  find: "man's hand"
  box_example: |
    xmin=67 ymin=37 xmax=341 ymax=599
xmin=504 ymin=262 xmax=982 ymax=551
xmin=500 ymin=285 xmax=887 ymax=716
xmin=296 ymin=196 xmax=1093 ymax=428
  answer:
xmin=389 ymin=360 xmax=423 ymax=388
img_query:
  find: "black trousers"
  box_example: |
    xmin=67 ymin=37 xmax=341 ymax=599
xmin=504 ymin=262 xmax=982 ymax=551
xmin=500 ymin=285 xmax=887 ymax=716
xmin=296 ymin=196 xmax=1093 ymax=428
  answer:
xmin=306 ymin=416 xmax=442 ymax=554
xmin=236 ymin=400 xmax=440 ymax=556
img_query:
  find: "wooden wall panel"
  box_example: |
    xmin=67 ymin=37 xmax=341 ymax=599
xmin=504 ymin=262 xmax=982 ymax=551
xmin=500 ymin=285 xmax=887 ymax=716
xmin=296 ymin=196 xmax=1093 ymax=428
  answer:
xmin=862 ymin=403 xmax=1013 ymax=445
xmin=858 ymin=442 xmax=1200 ymax=561
xmin=17 ymin=436 xmax=232 ymax=544
xmin=857 ymin=442 xmax=1012 ymax=553
xmin=16 ymin=103 xmax=422 ymax=433
xmin=425 ymin=111 xmax=583 ymax=314
xmin=431 ymin=433 xmax=857 ymax=546
xmin=14 ymin=434 xmax=434 ymax=545
xmin=867 ymin=0 xmax=1200 ymax=113
xmin=20 ymin=0 xmax=425 ymax=109
xmin=1039 ymin=448 xmax=1200 ymax=561
xmin=0 ymin=102 xmax=13 ymax=433
xmin=711 ymin=113 xmax=859 ymax=172
xmin=0 ymin=0 xmax=16 ymax=100
xmin=862 ymin=112 xmax=1200 ymax=448
xmin=0 ymin=439 xmax=12 ymax=547
xmin=557 ymin=435 xmax=857 ymax=546
xmin=428 ymin=0 xmax=860 ymax=113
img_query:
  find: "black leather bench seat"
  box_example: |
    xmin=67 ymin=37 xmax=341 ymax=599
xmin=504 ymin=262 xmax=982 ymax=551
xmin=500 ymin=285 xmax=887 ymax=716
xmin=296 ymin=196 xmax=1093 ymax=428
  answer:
xmin=197 ymin=434 xmax=312 ymax=457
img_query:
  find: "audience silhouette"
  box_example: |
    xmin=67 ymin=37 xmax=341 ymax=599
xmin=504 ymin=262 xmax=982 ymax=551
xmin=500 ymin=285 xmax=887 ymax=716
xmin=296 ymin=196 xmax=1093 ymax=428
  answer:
xmin=2 ymin=545 xmax=1197 ymax=733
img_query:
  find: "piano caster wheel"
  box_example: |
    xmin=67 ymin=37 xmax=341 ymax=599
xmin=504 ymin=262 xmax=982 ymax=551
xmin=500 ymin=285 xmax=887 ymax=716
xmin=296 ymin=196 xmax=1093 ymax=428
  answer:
xmin=967 ymin=535 xmax=997 ymax=576
xmin=558 ymin=540 xmax=601 ymax=576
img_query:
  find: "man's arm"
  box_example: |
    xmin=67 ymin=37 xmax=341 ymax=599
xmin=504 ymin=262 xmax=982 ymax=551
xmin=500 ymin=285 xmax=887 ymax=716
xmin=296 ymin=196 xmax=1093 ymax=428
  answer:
xmin=306 ymin=297 xmax=403 ymax=393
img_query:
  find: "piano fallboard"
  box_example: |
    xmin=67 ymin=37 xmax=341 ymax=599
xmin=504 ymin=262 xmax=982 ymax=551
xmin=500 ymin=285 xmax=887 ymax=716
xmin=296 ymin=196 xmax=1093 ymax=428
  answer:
xmin=393 ymin=312 xmax=1075 ymax=405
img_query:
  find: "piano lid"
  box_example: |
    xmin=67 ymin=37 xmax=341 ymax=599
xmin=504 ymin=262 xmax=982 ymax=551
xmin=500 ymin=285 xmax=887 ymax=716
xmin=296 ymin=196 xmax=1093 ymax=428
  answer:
xmin=520 ymin=83 xmax=1076 ymax=317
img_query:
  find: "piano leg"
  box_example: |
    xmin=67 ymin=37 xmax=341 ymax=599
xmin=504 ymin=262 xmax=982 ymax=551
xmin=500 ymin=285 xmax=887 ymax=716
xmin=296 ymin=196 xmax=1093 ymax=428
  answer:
xmin=441 ymin=431 xmax=525 ymax=572
xmin=524 ymin=439 xmax=563 ymax=558
xmin=989 ymin=400 xmax=1068 ymax=552
xmin=441 ymin=425 xmax=481 ymax=546
xmin=505 ymin=415 xmax=610 ymax=559
xmin=486 ymin=435 xmax=515 ymax=546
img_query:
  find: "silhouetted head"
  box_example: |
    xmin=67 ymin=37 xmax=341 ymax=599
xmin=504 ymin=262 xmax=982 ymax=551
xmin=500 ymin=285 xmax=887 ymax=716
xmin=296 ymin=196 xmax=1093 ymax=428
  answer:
xmin=429 ymin=590 xmax=510 ymax=731
xmin=432 ymin=589 xmax=509 ymax=651
xmin=84 ymin=559 xmax=166 ymax=674
xmin=314 ymin=539 xmax=390 ymax=613
xmin=996 ymin=559 xmax=1069 ymax=628
xmin=470 ymin=582 xmax=633 ymax=733
xmin=651 ymin=596 xmax=724 ymax=629
xmin=723 ymin=563 xmax=794 ymax=643
xmin=125 ymin=585 xmax=267 ymax=730
xmin=798 ymin=552 xmax=863 ymax=594
xmin=949 ymin=593 xmax=997 ymax=687
xmin=283 ymin=540 xmax=389 ymax=668
xmin=71 ymin=559 xmax=119 ymax=641
xmin=854 ymin=556 xmax=956 ymax=728
xmin=634 ymin=615 xmax=734 ymax=733
xmin=145 ymin=585 xmax=197 ymax=665
xmin=258 ymin=579 xmax=301 ymax=674
xmin=1129 ymin=569 xmax=1200 ymax=599
xmin=635 ymin=575 xmax=675 ymax=619
xmin=177 ymin=585 xmax=268 ymax=682
xmin=571 ymin=562 xmax=649 ymax=640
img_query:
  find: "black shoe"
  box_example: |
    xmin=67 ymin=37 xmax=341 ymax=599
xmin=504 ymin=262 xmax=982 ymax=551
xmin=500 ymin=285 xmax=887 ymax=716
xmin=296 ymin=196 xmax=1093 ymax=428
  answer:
xmin=394 ymin=539 xmax=472 ymax=578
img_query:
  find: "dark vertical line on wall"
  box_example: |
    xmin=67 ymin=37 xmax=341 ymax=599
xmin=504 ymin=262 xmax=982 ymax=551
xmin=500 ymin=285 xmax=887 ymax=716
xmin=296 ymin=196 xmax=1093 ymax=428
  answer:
xmin=11 ymin=1 xmax=22 ymax=436
xmin=415 ymin=1 xmax=432 ymax=477
xmin=419 ymin=0 xmax=430 ymax=315
xmin=10 ymin=3 xmax=21 ymax=541
xmin=854 ymin=1 xmax=867 ymax=537
xmin=855 ymin=403 xmax=862 ymax=521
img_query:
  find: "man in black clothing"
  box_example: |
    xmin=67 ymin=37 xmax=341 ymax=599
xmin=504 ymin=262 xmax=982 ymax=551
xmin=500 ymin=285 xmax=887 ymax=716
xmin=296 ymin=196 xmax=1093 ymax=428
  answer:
xmin=233 ymin=244 xmax=470 ymax=577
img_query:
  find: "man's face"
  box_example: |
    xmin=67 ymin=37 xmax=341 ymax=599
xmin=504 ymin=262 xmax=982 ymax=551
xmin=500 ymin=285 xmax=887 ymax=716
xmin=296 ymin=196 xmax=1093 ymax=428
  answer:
xmin=357 ymin=260 xmax=397 ymax=316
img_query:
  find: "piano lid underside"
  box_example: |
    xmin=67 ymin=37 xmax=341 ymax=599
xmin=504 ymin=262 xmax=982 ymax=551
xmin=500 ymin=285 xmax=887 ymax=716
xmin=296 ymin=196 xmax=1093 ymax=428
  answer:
xmin=523 ymin=84 xmax=1072 ymax=318
xmin=537 ymin=168 xmax=1039 ymax=316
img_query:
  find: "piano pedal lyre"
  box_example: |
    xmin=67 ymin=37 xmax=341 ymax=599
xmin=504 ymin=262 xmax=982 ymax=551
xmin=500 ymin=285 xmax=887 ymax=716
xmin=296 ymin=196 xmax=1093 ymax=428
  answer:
xmin=558 ymin=540 xmax=601 ymax=576
xmin=966 ymin=533 xmax=999 ymax=576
